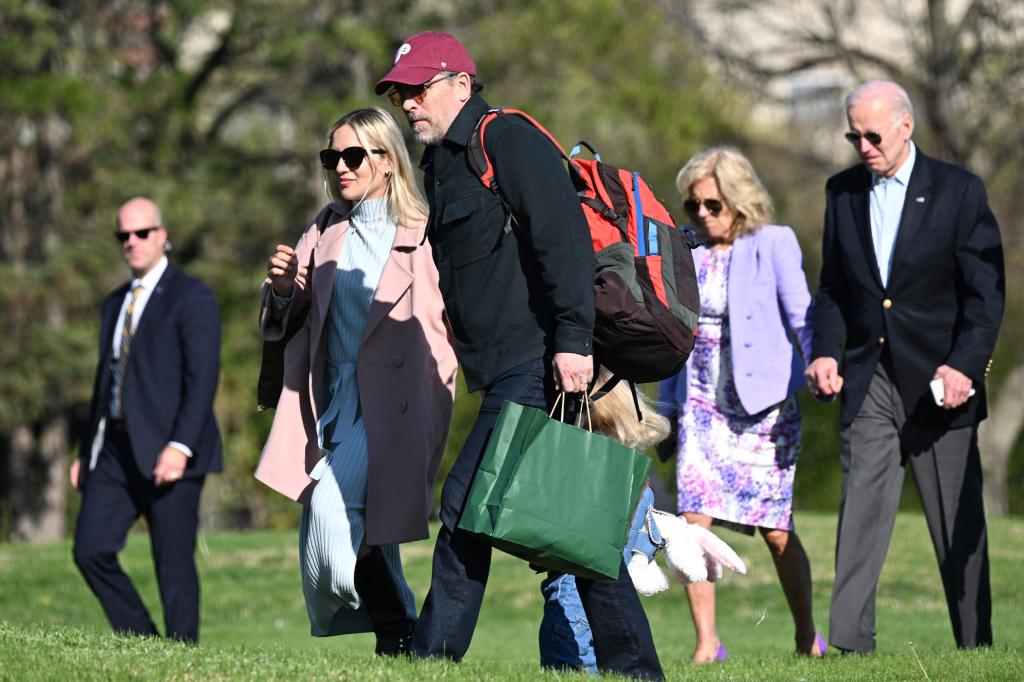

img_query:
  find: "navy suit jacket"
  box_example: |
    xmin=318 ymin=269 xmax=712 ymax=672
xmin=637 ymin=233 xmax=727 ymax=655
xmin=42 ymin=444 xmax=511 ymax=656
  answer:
xmin=78 ymin=265 xmax=222 ymax=479
xmin=810 ymin=149 xmax=1004 ymax=429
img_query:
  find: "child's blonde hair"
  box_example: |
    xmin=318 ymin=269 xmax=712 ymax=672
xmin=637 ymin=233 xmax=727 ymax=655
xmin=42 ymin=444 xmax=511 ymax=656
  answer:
xmin=589 ymin=368 xmax=670 ymax=451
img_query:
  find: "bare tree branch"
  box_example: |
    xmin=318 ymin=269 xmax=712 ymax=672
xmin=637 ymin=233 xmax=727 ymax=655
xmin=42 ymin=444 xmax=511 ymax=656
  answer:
xmin=184 ymin=26 xmax=233 ymax=106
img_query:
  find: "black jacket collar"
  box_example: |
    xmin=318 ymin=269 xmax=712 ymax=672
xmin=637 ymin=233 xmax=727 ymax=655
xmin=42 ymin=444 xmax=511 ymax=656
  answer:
xmin=418 ymin=94 xmax=492 ymax=172
xmin=443 ymin=93 xmax=491 ymax=147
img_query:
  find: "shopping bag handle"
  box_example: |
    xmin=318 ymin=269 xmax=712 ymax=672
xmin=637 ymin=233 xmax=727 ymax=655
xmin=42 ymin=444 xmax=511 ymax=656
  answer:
xmin=549 ymin=392 xmax=567 ymax=421
xmin=549 ymin=392 xmax=592 ymax=432
xmin=578 ymin=391 xmax=592 ymax=432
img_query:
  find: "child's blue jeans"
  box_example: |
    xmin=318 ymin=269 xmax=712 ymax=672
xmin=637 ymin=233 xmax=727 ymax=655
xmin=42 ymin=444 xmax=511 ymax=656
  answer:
xmin=539 ymin=485 xmax=659 ymax=672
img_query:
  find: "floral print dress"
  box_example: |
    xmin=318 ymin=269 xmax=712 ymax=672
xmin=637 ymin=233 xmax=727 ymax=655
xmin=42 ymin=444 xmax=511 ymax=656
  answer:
xmin=676 ymin=247 xmax=801 ymax=532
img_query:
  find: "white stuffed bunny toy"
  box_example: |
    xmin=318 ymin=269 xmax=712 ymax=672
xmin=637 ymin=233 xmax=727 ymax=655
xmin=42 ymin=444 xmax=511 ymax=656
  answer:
xmin=626 ymin=503 xmax=746 ymax=597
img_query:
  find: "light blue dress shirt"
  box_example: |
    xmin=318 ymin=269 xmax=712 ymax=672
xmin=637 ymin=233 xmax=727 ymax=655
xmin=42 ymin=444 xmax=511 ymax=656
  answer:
xmin=869 ymin=142 xmax=916 ymax=288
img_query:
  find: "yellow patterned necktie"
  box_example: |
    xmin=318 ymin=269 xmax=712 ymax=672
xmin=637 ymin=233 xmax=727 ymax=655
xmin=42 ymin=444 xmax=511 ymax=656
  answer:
xmin=112 ymin=284 xmax=143 ymax=417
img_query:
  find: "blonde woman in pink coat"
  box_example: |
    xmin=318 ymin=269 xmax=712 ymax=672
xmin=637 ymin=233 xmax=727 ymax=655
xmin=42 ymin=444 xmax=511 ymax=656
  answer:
xmin=256 ymin=107 xmax=457 ymax=654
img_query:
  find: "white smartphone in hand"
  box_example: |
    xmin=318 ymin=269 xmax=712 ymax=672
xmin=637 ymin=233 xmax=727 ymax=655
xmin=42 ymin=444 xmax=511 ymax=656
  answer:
xmin=930 ymin=378 xmax=976 ymax=407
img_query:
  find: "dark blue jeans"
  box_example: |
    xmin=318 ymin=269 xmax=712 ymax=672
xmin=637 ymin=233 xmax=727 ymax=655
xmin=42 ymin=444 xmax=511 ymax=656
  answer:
xmin=412 ymin=359 xmax=664 ymax=680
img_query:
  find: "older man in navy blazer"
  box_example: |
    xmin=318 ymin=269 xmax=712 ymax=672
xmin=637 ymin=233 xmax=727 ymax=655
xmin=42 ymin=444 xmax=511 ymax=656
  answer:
xmin=71 ymin=196 xmax=222 ymax=644
xmin=806 ymin=81 xmax=1004 ymax=652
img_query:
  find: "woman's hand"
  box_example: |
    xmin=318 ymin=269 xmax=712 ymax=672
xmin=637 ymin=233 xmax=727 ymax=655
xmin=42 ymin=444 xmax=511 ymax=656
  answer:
xmin=805 ymin=356 xmax=844 ymax=400
xmin=268 ymin=244 xmax=299 ymax=296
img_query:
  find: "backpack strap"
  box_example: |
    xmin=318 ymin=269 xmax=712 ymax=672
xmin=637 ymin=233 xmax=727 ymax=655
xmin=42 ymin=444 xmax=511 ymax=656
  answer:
xmin=589 ymin=374 xmax=643 ymax=423
xmin=468 ymin=108 xmax=577 ymax=196
xmin=466 ymin=108 xmax=505 ymax=192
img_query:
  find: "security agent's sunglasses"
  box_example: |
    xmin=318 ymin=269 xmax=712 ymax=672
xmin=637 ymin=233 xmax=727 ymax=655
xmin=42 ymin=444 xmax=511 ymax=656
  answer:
xmin=114 ymin=227 xmax=159 ymax=242
xmin=683 ymin=197 xmax=724 ymax=218
xmin=386 ymin=73 xmax=456 ymax=107
xmin=319 ymin=146 xmax=387 ymax=170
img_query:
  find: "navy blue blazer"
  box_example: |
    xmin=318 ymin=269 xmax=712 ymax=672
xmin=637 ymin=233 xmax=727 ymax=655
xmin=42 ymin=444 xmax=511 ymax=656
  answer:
xmin=78 ymin=265 xmax=222 ymax=479
xmin=810 ymin=149 xmax=1004 ymax=428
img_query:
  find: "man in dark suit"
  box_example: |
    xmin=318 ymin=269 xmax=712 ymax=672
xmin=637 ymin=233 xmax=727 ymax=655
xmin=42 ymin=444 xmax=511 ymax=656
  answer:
xmin=806 ymin=80 xmax=1004 ymax=653
xmin=71 ymin=196 xmax=222 ymax=644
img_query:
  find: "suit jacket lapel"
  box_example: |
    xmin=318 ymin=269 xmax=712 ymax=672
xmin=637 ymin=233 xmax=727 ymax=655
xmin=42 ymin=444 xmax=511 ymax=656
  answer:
xmin=726 ymin=233 xmax=753 ymax=307
xmin=132 ymin=268 xmax=174 ymax=345
xmin=888 ymin=151 xmax=932 ymax=284
xmin=361 ymin=223 xmax=421 ymax=345
xmin=848 ymin=169 xmax=883 ymax=289
xmin=94 ymin=287 xmax=128 ymax=403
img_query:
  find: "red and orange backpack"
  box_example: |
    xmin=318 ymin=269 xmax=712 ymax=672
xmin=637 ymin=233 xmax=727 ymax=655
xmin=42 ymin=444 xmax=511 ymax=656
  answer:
xmin=467 ymin=108 xmax=701 ymax=386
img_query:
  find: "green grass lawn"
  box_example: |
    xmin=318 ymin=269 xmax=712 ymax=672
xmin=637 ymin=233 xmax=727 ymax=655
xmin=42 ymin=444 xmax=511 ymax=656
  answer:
xmin=1 ymin=512 xmax=1022 ymax=680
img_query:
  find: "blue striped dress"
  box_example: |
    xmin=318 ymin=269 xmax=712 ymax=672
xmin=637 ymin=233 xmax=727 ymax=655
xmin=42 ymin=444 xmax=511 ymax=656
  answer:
xmin=299 ymin=197 xmax=417 ymax=636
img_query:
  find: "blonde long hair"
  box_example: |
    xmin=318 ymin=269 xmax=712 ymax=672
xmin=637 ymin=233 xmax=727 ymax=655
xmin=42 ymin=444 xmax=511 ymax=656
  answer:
xmin=322 ymin=107 xmax=427 ymax=225
xmin=676 ymin=146 xmax=774 ymax=243
xmin=589 ymin=369 xmax=670 ymax=451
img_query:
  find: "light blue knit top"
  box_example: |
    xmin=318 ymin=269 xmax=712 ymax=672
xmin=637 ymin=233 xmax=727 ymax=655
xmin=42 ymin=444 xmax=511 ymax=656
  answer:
xmin=316 ymin=196 xmax=397 ymax=451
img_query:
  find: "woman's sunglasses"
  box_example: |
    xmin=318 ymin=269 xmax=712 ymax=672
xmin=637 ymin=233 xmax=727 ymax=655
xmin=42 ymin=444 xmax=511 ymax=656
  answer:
xmin=683 ymin=198 xmax=724 ymax=217
xmin=114 ymin=227 xmax=158 ymax=242
xmin=320 ymin=146 xmax=387 ymax=170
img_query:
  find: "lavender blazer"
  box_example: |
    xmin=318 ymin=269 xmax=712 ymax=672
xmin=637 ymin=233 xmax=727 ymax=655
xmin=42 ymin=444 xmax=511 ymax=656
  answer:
xmin=660 ymin=224 xmax=813 ymax=416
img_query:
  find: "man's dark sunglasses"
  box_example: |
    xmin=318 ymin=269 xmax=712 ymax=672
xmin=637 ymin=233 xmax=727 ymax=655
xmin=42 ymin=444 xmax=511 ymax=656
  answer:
xmin=320 ymin=146 xmax=387 ymax=170
xmin=114 ymin=227 xmax=158 ymax=242
xmin=683 ymin=198 xmax=724 ymax=217
xmin=844 ymin=131 xmax=886 ymax=146
xmin=844 ymin=118 xmax=901 ymax=146
xmin=387 ymin=74 xmax=454 ymax=107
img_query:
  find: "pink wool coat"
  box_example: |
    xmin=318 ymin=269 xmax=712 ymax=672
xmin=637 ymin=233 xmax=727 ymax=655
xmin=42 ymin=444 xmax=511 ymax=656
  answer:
xmin=255 ymin=206 xmax=457 ymax=545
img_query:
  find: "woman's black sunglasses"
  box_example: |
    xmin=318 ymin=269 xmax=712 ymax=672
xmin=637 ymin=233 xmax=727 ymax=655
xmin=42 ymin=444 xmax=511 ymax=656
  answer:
xmin=683 ymin=198 xmax=724 ymax=217
xmin=320 ymin=146 xmax=387 ymax=170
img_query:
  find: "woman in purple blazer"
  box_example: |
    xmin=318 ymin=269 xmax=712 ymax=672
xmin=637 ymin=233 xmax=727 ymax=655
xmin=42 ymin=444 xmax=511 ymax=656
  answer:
xmin=659 ymin=147 xmax=824 ymax=662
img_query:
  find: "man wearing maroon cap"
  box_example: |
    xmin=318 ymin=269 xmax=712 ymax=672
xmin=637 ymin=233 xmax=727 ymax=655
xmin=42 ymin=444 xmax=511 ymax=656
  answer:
xmin=377 ymin=32 xmax=664 ymax=679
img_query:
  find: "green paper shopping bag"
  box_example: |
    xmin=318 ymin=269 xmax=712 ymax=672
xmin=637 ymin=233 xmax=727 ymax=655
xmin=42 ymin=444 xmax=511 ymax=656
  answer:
xmin=458 ymin=396 xmax=651 ymax=580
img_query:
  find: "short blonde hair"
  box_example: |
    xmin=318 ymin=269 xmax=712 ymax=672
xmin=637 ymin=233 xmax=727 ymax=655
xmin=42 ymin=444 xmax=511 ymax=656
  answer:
xmin=323 ymin=107 xmax=427 ymax=225
xmin=676 ymin=146 xmax=773 ymax=243
xmin=589 ymin=369 xmax=670 ymax=452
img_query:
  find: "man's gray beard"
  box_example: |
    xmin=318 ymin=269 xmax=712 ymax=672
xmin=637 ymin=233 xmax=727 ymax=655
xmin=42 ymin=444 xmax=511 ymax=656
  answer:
xmin=412 ymin=124 xmax=443 ymax=146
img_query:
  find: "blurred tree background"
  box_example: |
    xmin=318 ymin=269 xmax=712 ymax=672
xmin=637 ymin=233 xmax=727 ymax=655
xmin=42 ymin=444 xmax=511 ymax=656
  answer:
xmin=1 ymin=0 xmax=1021 ymax=542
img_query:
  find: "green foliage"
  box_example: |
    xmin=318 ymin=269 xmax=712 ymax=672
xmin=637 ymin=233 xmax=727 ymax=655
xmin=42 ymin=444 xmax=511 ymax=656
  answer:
xmin=2 ymin=514 xmax=1024 ymax=679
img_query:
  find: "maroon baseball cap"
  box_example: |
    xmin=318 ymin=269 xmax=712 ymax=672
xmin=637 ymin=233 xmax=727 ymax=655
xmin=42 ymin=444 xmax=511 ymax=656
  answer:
xmin=375 ymin=32 xmax=476 ymax=95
